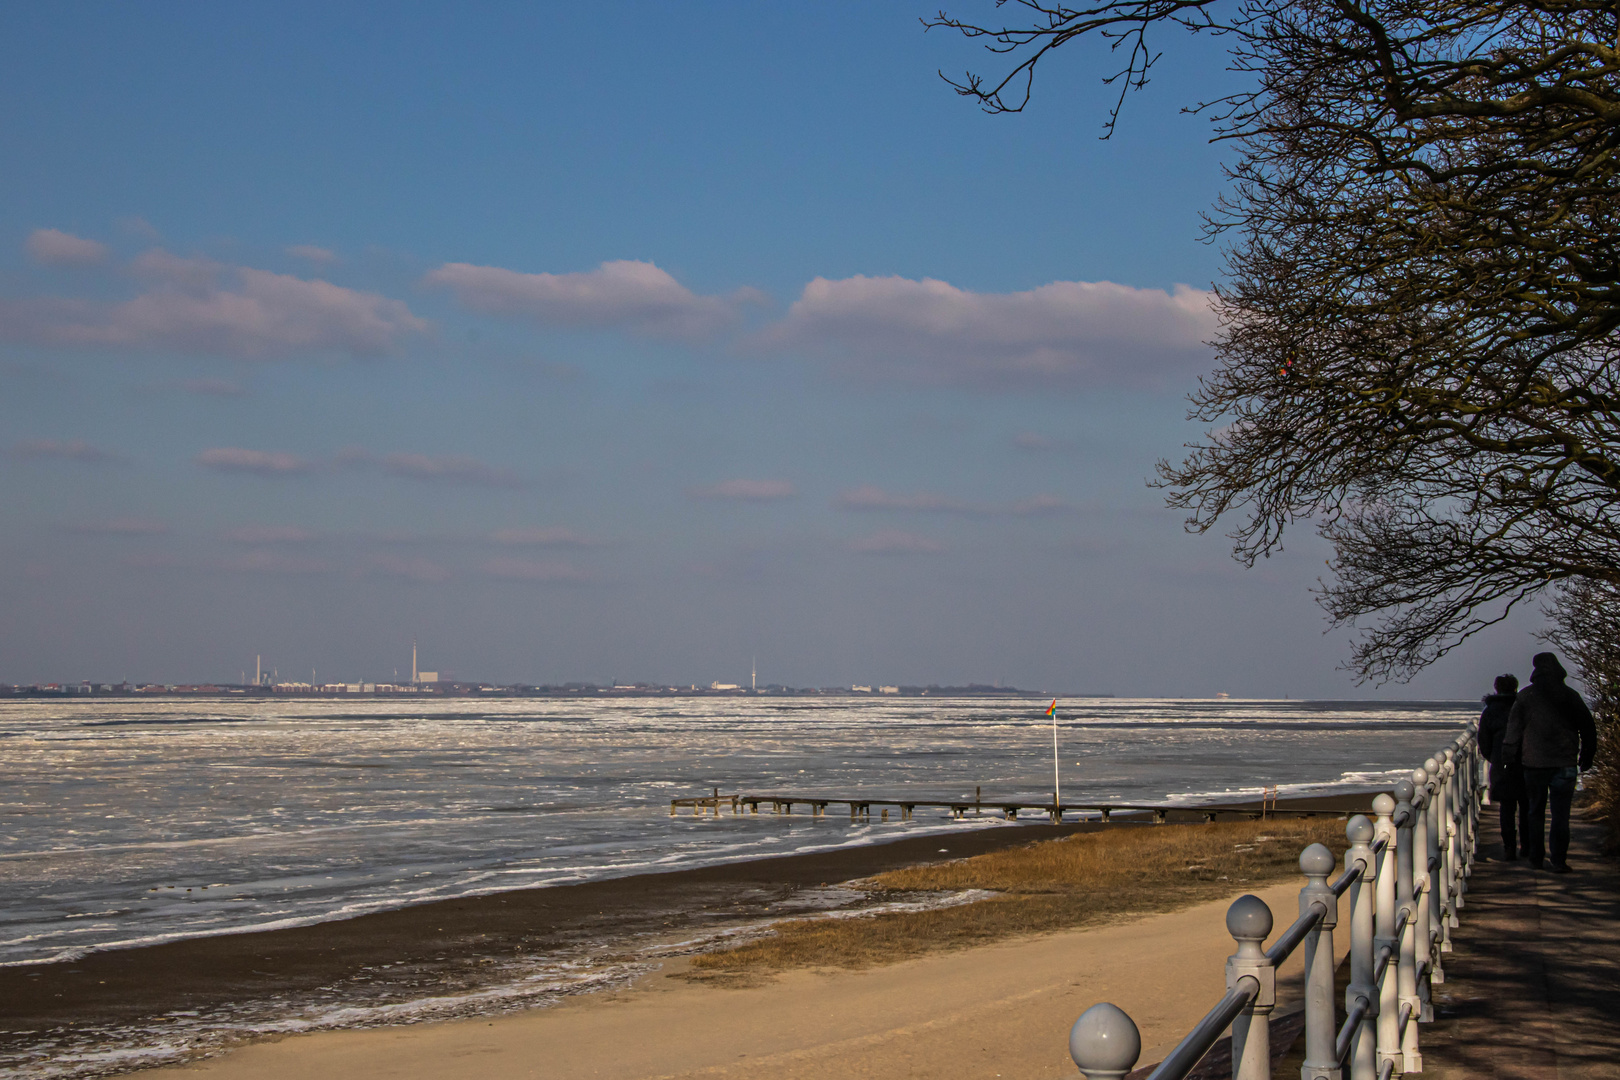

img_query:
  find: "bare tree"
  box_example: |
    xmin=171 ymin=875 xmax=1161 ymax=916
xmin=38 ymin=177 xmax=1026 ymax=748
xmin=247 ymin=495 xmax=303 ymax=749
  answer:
xmin=933 ymin=0 xmax=1620 ymax=680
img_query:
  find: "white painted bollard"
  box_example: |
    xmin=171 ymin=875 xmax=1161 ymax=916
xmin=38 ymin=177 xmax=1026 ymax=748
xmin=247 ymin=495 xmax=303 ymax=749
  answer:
xmin=1409 ymin=766 xmax=1434 ymax=1020
xmin=1451 ymin=748 xmax=1464 ymax=919
xmin=1372 ymin=793 xmax=1400 ymax=1074
xmin=1298 ymin=843 xmax=1339 ymax=1080
xmin=1226 ymin=894 xmax=1276 ymax=1080
xmin=1344 ymin=815 xmax=1379 ymax=1080
xmin=1392 ymin=778 xmax=1421 ymax=1072
xmin=1069 ymin=1002 xmax=1142 ymax=1080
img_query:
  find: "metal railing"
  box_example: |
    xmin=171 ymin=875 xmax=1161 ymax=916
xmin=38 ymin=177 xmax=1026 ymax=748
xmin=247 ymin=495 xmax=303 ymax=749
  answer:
xmin=1067 ymin=730 xmax=1483 ymax=1080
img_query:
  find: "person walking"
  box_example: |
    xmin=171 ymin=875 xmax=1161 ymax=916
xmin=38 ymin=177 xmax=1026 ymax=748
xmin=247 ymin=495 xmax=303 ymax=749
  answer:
xmin=1478 ymin=673 xmax=1529 ymax=860
xmin=1503 ymin=652 xmax=1598 ymax=872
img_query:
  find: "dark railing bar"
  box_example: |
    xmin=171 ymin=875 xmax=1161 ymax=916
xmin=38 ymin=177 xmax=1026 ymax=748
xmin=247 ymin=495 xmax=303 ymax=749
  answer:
xmin=1372 ymin=908 xmax=1410 ymax=987
xmin=1330 ymin=860 xmax=1364 ymax=897
xmin=1336 ymin=995 xmax=1370 ymax=1062
xmin=1143 ymin=979 xmax=1259 ymax=1080
xmin=1265 ymin=901 xmax=1327 ymax=965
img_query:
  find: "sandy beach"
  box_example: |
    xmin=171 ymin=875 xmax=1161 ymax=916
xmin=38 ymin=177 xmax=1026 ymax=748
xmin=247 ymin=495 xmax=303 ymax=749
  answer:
xmin=149 ymin=874 xmax=1342 ymax=1080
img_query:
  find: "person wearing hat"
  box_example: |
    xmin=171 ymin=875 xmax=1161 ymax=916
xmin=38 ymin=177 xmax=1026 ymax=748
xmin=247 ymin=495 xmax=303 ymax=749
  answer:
xmin=1503 ymin=652 xmax=1598 ymax=871
xmin=1478 ymin=673 xmax=1529 ymax=859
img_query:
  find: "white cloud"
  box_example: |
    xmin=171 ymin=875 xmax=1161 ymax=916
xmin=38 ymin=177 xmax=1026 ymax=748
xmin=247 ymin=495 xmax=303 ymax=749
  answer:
xmin=836 ymin=485 xmax=1070 ymax=517
xmin=0 ymin=251 xmax=430 ymax=358
xmin=178 ymin=377 xmax=247 ymax=397
xmin=849 ymin=530 xmax=945 ymax=554
xmin=1014 ymin=432 xmax=1074 ymax=452
xmin=369 ymin=554 xmax=451 ymax=583
xmin=220 ymin=550 xmax=333 ymax=575
xmin=118 ymin=216 xmax=161 ymax=240
xmin=129 ymin=249 xmax=223 ymax=289
xmin=223 ymin=525 xmax=315 ymax=544
xmin=688 ymin=478 xmax=797 ymax=501
xmin=1009 ymin=493 xmax=1069 ymax=516
xmin=482 ymin=556 xmax=595 ymax=582
xmin=11 ymin=438 xmax=118 ymax=463
xmin=198 ymin=446 xmax=520 ymax=485
xmin=26 ymin=229 xmax=108 ymax=266
xmin=756 ymin=274 xmax=1216 ymax=389
xmin=424 ymin=259 xmax=751 ymax=341
xmin=336 ymin=448 xmax=521 ymax=487
xmin=382 ymin=453 xmax=518 ymax=486
xmin=196 ymin=447 xmax=316 ymax=475
xmin=837 ymin=485 xmax=969 ymax=513
xmin=286 ymin=244 xmax=338 ymax=264
xmin=491 ymin=527 xmax=597 ymax=547
xmin=70 ymin=518 xmax=168 ymax=536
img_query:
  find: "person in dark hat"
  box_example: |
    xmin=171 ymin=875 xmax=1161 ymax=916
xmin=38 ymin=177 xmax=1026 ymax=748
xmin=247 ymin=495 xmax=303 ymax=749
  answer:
xmin=1503 ymin=652 xmax=1598 ymax=871
xmin=1477 ymin=673 xmax=1528 ymax=859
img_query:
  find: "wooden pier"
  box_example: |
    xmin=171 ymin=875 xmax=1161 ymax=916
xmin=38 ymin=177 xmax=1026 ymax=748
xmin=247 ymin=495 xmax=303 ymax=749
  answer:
xmin=669 ymin=788 xmax=1340 ymax=824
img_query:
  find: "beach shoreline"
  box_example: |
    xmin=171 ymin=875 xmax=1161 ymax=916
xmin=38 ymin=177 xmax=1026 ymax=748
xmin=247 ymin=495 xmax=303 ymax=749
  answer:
xmin=142 ymin=874 xmax=1347 ymax=1080
xmin=2 ymin=793 xmax=1372 ymax=1078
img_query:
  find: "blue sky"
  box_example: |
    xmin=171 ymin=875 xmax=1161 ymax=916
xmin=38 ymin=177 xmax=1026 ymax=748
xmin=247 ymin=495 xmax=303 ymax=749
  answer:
xmin=0 ymin=2 xmax=1541 ymax=694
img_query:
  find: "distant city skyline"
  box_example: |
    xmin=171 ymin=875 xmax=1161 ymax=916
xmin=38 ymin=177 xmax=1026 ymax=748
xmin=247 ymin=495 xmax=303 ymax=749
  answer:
xmin=1 ymin=3 xmax=1542 ymax=698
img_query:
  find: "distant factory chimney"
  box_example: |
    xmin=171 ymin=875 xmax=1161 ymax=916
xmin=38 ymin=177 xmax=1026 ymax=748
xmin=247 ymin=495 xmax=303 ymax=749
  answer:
xmin=412 ymin=639 xmax=418 ymax=684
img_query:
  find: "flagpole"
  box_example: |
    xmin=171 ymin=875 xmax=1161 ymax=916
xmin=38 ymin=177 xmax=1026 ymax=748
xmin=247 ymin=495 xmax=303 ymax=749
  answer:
xmin=1050 ymin=699 xmax=1060 ymax=819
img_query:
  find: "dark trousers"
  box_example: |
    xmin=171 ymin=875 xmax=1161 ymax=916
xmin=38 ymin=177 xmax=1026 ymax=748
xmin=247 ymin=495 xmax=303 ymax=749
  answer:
xmin=1522 ymin=765 xmax=1579 ymax=866
xmin=1492 ymin=766 xmax=1530 ymax=857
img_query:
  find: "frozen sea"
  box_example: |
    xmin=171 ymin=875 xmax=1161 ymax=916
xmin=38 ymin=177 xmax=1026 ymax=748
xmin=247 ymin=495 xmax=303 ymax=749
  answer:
xmin=0 ymin=694 xmax=1476 ymax=970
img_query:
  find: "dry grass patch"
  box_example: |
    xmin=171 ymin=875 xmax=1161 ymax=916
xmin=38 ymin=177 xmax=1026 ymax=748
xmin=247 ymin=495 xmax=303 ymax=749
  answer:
xmin=688 ymin=818 xmax=1345 ymax=978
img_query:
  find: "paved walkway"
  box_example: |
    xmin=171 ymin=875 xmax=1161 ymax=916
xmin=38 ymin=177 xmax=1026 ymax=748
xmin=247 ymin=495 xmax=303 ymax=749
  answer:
xmin=1416 ymin=809 xmax=1619 ymax=1079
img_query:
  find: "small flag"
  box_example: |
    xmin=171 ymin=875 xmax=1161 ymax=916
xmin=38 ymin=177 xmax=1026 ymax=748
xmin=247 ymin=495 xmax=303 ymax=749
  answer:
xmin=1046 ymin=699 xmax=1057 ymax=717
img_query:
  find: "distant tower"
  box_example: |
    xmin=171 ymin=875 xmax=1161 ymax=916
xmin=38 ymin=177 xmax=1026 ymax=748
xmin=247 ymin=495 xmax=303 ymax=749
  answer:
xmin=412 ymin=639 xmax=418 ymax=684
xmin=255 ymin=654 xmax=262 ymax=686
xmin=752 ymin=655 xmax=757 ymax=692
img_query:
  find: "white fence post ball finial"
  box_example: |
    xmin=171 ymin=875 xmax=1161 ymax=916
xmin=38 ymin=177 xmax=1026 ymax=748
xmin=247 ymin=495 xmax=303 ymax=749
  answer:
xmin=1227 ymin=893 xmax=1274 ymax=945
xmin=1300 ymin=842 xmax=1334 ymax=879
xmin=1069 ymin=1002 xmax=1142 ymax=1080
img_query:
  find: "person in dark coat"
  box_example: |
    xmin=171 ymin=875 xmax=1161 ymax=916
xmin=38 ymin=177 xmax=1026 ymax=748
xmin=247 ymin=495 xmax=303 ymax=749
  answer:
xmin=1477 ymin=673 xmax=1528 ymax=859
xmin=1503 ymin=652 xmax=1598 ymax=872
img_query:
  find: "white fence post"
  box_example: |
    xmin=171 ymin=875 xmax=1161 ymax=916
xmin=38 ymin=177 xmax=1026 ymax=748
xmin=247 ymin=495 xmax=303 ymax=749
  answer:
xmin=1226 ymin=895 xmax=1277 ymax=1080
xmin=1409 ymin=765 xmax=1434 ymax=1020
xmin=1393 ymin=778 xmax=1422 ymax=1072
xmin=1069 ymin=1002 xmax=1142 ymax=1080
xmin=1299 ymin=843 xmax=1339 ymax=1080
xmin=1344 ymin=814 xmax=1379 ymax=1080
xmin=1451 ymin=751 xmax=1464 ymax=919
xmin=1372 ymin=793 xmax=1401 ymax=1074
